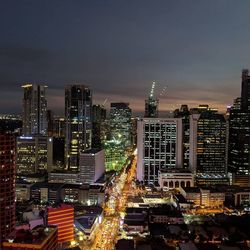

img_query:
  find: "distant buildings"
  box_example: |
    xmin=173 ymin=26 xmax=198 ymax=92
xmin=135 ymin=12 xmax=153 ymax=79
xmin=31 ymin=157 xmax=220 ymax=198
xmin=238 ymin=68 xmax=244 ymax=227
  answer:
xmin=110 ymin=102 xmax=132 ymax=148
xmin=92 ymin=104 xmax=106 ymax=149
xmin=137 ymin=118 xmax=183 ymax=185
xmin=65 ymin=85 xmax=92 ymax=171
xmin=0 ymin=133 xmax=16 ymax=244
xmin=144 ymin=81 xmax=159 ymax=118
xmin=16 ymin=135 xmax=53 ymax=174
xmin=22 ymin=84 xmax=48 ymax=136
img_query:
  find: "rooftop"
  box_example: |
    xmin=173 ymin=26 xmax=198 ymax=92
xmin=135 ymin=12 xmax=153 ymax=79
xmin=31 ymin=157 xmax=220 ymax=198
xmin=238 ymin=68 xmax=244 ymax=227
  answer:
xmin=82 ymin=148 xmax=103 ymax=154
xmin=4 ymin=225 xmax=57 ymax=245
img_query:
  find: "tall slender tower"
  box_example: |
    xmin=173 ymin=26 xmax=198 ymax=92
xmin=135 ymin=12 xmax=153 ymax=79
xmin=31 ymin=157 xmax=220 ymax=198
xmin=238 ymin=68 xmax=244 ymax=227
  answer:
xmin=22 ymin=84 xmax=48 ymax=136
xmin=241 ymin=69 xmax=250 ymax=112
xmin=228 ymin=70 xmax=250 ymax=186
xmin=145 ymin=81 xmax=159 ymax=118
xmin=0 ymin=133 xmax=16 ymax=245
xmin=65 ymin=85 xmax=92 ymax=171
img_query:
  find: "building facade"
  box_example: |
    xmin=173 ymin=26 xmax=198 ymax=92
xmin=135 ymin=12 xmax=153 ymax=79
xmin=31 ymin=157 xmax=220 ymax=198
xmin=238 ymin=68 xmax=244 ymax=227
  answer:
xmin=0 ymin=133 xmax=16 ymax=244
xmin=79 ymin=149 xmax=105 ymax=184
xmin=137 ymin=118 xmax=183 ymax=185
xmin=22 ymin=84 xmax=48 ymax=136
xmin=65 ymin=85 xmax=92 ymax=171
xmin=144 ymin=81 xmax=159 ymax=118
xmin=47 ymin=204 xmax=74 ymax=243
xmin=228 ymin=70 xmax=250 ymax=186
xmin=190 ymin=110 xmax=227 ymax=184
xmin=16 ymin=136 xmax=53 ymax=174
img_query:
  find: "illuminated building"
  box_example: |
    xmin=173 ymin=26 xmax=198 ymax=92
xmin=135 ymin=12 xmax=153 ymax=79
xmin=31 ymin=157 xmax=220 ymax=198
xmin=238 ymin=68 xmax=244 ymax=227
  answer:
xmin=144 ymin=81 xmax=159 ymax=118
xmin=22 ymin=84 xmax=48 ymax=136
xmin=137 ymin=118 xmax=183 ymax=185
xmin=189 ymin=109 xmax=227 ymax=185
xmin=158 ymin=169 xmax=194 ymax=189
xmin=174 ymin=105 xmax=190 ymax=169
xmin=79 ymin=149 xmax=105 ymax=184
xmin=65 ymin=85 xmax=92 ymax=171
xmin=47 ymin=204 xmax=74 ymax=243
xmin=241 ymin=69 xmax=250 ymax=112
xmin=92 ymin=104 xmax=106 ymax=149
xmin=180 ymin=187 xmax=225 ymax=207
xmin=0 ymin=133 xmax=16 ymax=245
xmin=228 ymin=70 xmax=250 ymax=186
xmin=110 ymin=102 xmax=132 ymax=148
xmin=2 ymin=225 xmax=58 ymax=250
xmin=16 ymin=136 xmax=53 ymax=174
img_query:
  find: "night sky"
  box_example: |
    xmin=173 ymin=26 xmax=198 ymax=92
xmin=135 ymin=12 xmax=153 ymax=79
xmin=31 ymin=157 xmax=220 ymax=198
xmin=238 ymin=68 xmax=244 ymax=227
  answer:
xmin=1 ymin=0 xmax=250 ymax=114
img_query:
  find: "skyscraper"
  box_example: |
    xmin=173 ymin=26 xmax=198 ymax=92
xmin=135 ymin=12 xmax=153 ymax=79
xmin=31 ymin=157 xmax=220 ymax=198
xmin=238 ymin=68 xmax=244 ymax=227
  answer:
xmin=174 ymin=105 xmax=190 ymax=169
xmin=144 ymin=81 xmax=159 ymax=118
xmin=190 ymin=109 xmax=227 ymax=185
xmin=110 ymin=102 xmax=132 ymax=148
xmin=92 ymin=104 xmax=106 ymax=149
xmin=241 ymin=69 xmax=250 ymax=112
xmin=228 ymin=70 xmax=250 ymax=186
xmin=0 ymin=133 xmax=16 ymax=244
xmin=22 ymin=84 xmax=48 ymax=136
xmin=65 ymin=85 xmax=92 ymax=170
xmin=137 ymin=118 xmax=183 ymax=185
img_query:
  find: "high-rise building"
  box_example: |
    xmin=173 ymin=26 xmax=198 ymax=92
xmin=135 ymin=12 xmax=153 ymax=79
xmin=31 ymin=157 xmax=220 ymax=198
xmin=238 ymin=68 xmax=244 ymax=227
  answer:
xmin=190 ymin=110 xmax=227 ymax=185
xmin=79 ymin=149 xmax=105 ymax=184
xmin=65 ymin=85 xmax=92 ymax=170
xmin=0 ymin=133 xmax=16 ymax=244
xmin=241 ymin=69 xmax=250 ymax=112
xmin=16 ymin=135 xmax=53 ymax=174
xmin=137 ymin=118 xmax=183 ymax=185
xmin=110 ymin=102 xmax=132 ymax=148
xmin=22 ymin=84 xmax=48 ymax=136
xmin=92 ymin=104 xmax=106 ymax=149
xmin=228 ymin=71 xmax=250 ymax=186
xmin=144 ymin=81 xmax=159 ymax=118
xmin=174 ymin=105 xmax=190 ymax=169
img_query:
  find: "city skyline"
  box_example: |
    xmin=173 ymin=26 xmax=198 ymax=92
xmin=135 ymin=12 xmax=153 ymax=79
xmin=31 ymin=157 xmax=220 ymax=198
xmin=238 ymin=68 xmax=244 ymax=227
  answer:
xmin=1 ymin=1 xmax=250 ymax=114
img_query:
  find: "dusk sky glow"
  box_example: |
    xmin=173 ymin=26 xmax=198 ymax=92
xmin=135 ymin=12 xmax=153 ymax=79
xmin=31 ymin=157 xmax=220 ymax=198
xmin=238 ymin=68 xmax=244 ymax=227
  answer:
xmin=1 ymin=0 xmax=250 ymax=114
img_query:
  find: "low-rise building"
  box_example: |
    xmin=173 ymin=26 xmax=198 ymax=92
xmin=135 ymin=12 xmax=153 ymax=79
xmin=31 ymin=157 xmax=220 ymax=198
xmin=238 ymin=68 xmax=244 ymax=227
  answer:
xmin=2 ymin=225 xmax=58 ymax=250
xmin=158 ymin=169 xmax=194 ymax=189
xmin=180 ymin=187 xmax=225 ymax=207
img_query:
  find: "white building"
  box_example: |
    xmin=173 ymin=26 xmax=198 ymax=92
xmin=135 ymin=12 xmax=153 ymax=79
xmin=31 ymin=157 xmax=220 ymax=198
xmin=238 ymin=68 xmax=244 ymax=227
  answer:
xmin=158 ymin=169 xmax=194 ymax=189
xmin=137 ymin=118 xmax=183 ymax=185
xmin=79 ymin=149 xmax=105 ymax=184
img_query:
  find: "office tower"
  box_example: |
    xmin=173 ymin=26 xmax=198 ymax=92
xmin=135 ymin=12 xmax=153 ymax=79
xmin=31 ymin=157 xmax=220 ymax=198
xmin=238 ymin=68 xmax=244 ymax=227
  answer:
xmin=22 ymin=84 xmax=48 ymax=136
xmin=137 ymin=118 xmax=183 ymax=185
xmin=47 ymin=204 xmax=74 ymax=243
xmin=174 ymin=105 xmax=190 ymax=169
xmin=110 ymin=102 xmax=132 ymax=148
xmin=65 ymin=85 xmax=92 ymax=170
xmin=47 ymin=109 xmax=54 ymax=137
xmin=16 ymin=135 xmax=53 ymax=174
xmin=145 ymin=81 xmax=159 ymax=118
xmin=241 ymin=69 xmax=250 ymax=112
xmin=0 ymin=133 xmax=16 ymax=244
xmin=190 ymin=110 xmax=227 ymax=185
xmin=52 ymin=116 xmax=66 ymax=138
xmin=92 ymin=104 xmax=106 ymax=149
xmin=79 ymin=149 xmax=105 ymax=184
xmin=228 ymin=70 xmax=250 ymax=186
